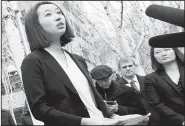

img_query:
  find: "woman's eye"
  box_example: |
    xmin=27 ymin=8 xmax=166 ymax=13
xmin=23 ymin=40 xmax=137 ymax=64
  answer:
xmin=45 ymin=13 xmax=51 ymax=17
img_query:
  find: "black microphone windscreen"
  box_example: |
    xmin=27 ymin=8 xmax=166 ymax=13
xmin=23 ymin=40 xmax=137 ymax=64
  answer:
xmin=149 ymin=32 xmax=185 ymax=47
xmin=145 ymin=4 xmax=184 ymax=28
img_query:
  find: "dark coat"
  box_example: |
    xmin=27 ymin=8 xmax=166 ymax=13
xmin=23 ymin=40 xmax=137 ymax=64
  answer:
xmin=117 ymin=75 xmax=160 ymax=126
xmin=95 ymin=82 xmax=147 ymax=115
xmin=144 ymin=66 xmax=184 ymax=126
xmin=21 ymin=49 xmax=112 ymax=126
xmin=1 ymin=109 xmax=16 ymax=126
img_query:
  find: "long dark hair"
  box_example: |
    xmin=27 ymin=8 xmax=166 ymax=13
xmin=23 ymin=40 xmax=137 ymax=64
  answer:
xmin=25 ymin=1 xmax=74 ymax=52
xmin=150 ymin=47 xmax=184 ymax=71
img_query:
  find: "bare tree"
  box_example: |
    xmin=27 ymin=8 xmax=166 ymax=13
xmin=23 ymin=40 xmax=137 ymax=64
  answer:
xmin=101 ymin=1 xmax=145 ymax=75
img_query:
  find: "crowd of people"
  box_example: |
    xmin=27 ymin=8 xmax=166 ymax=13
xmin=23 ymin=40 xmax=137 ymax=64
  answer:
xmin=2 ymin=1 xmax=184 ymax=126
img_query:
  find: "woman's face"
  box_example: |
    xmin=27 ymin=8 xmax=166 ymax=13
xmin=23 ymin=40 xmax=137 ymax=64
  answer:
xmin=37 ymin=4 xmax=66 ymax=37
xmin=154 ymin=48 xmax=176 ymax=65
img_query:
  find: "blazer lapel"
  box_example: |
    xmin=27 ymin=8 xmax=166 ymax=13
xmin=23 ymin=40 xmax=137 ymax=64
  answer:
xmin=136 ymin=75 xmax=144 ymax=93
xmin=37 ymin=50 xmax=110 ymax=116
xmin=67 ymin=53 xmax=93 ymax=85
xmin=158 ymin=71 xmax=182 ymax=96
xmin=43 ymin=50 xmax=78 ymax=94
xmin=67 ymin=52 xmax=108 ymax=111
xmin=118 ymin=77 xmax=129 ymax=85
xmin=109 ymin=83 xmax=126 ymax=100
xmin=179 ymin=66 xmax=184 ymax=88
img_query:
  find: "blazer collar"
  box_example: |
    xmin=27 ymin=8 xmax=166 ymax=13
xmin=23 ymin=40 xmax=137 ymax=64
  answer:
xmin=42 ymin=49 xmax=96 ymax=96
xmin=179 ymin=66 xmax=184 ymax=88
xmin=42 ymin=49 xmax=78 ymax=94
xmin=108 ymin=82 xmax=126 ymax=100
xmin=66 ymin=51 xmax=95 ymax=89
xmin=120 ymin=75 xmax=144 ymax=93
xmin=118 ymin=77 xmax=128 ymax=84
xmin=158 ymin=70 xmax=183 ymax=96
xmin=65 ymin=51 xmax=112 ymax=117
xmin=95 ymin=82 xmax=126 ymax=100
xmin=35 ymin=49 xmax=111 ymax=117
xmin=136 ymin=75 xmax=144 ymax=93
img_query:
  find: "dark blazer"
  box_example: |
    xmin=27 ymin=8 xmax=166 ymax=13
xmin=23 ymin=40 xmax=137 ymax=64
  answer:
xmin=1 ymin=109 xmax=16 ymax=126
xmin=95 ymin=82 xmax=147 ymax=115
xmin=21 ymin=49 xmax=112 ymax=126
xmin=117 ymin=75 xmax=160 ymax=126
xmin=144 ymin=66 xmax=184 ymax=126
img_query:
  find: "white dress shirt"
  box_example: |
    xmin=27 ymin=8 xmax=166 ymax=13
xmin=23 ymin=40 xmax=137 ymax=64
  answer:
xmin=44 ymin=48 xmax=104 ymax=119
xmin=123 ymin=75 xmax=140 ymax=91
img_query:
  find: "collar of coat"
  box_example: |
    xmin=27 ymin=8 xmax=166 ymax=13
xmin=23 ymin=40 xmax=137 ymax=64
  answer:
xmin=95 ymin=81 xmax=127 ymax=100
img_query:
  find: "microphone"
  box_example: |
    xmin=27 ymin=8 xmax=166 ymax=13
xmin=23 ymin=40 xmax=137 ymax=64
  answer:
xmin=145 ymin=4 xmax=184 ymax=47
xmin=145 ymin=4 xmax=184 ymax=28
xmin=149 ymin=32 xmax=185 ymax=47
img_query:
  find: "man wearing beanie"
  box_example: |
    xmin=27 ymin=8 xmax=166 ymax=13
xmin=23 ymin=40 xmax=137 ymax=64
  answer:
xmin=90 ymin=65 xmax=147 ymax=116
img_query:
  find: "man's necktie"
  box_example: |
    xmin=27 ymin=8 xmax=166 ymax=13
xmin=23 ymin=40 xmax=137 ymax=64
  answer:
xmin=130 ymin=80 xmax=139 ymax=92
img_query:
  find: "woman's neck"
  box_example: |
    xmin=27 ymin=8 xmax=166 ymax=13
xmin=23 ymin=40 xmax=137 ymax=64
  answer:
xmin=163 ymin=61 xmax=179 ymax=73
xmin=47 ymin=40 xmax=63 ymax=53
xmin=163 ymin=61 xmax=180 ymax=84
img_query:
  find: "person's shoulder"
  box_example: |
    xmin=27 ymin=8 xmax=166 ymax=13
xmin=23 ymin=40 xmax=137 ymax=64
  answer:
xmin=145 ymin=71 xmax=158 ymax=78
xmin=136 ymin=74 xmax=145 ymax=79
xmin=22 ymin=49 xmax=49 ymax=64
xmin=144 ymin=71 xmax=160 ymax=82
xmin=21 ymin=50 xmax=46 ymax=68
xmin=23 ymin=50 xmax=42 ymax=60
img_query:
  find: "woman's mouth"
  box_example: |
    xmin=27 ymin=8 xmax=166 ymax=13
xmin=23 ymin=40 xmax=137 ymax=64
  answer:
xmin=162 ymin=57 xmax=169 ymax=60
xmin=56 ymin=22 xmax=64 ymax=27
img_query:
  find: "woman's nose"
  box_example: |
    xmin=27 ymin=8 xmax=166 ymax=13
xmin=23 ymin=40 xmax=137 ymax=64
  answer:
xmin=55 ymin=16 xmax=61 ymax=21
xmin=161 ymin=51 xmax=167 ymax=56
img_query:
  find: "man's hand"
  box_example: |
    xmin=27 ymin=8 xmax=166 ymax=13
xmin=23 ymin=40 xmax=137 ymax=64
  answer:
xmin=121 ymin=115 xmax=149 ymax=125
xmin=107 ymin=102 xmax=118 ymax=113
xmin=182 ymin=121 xmax=185 ymax=125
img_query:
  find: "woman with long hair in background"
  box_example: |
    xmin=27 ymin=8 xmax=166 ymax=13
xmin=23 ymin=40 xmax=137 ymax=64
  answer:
xmin=144 ymin=47 xmax=184 ymax=125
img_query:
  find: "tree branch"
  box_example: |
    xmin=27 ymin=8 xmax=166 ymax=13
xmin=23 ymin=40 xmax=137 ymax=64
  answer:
xmin=120 ymin=1 xmax=123 ymax=29
xmin=80 ymin=11 xmax=121 ymax=57
xmin=134 ymin=24 xmax=145 ymax=52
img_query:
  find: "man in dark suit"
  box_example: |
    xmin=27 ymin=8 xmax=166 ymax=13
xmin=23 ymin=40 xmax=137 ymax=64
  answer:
xmin=117 ymin=57 xmax=160 ymax=126
xmin=1 ymin=109 xmax=16 ymax=126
